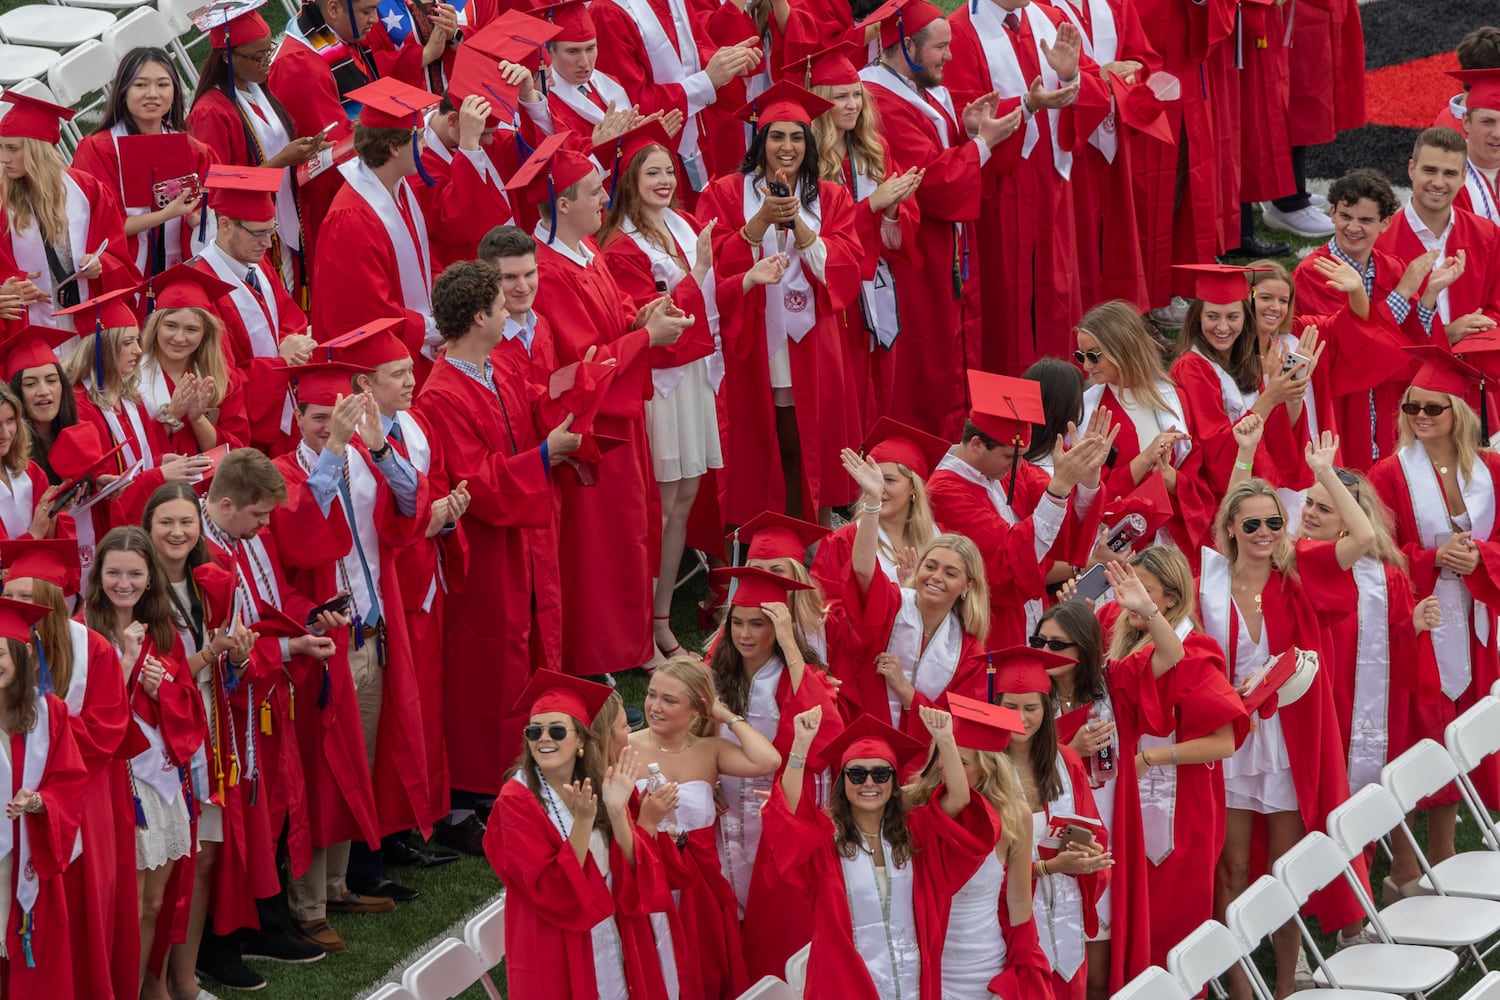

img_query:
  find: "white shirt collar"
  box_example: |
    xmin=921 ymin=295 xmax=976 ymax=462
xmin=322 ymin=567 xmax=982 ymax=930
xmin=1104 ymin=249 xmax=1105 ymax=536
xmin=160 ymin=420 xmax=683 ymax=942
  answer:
xmin=1404 ymin=199 xmax=1455 ymax=246
xmin=503 ymin=311 xmax=538 ymax=351
xmin=533 ymin=224 xmax=595 ymax=267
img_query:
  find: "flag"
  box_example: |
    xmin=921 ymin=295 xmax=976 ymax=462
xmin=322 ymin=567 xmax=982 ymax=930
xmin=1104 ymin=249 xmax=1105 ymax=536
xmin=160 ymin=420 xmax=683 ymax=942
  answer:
xmin=377 ymin=0 xmax=470 ymax=47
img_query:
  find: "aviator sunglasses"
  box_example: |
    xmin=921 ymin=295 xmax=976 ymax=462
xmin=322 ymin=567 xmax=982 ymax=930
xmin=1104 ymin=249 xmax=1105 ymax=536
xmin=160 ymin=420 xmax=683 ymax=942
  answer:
xmin=524 ymin=723 xmax=571 ymax=742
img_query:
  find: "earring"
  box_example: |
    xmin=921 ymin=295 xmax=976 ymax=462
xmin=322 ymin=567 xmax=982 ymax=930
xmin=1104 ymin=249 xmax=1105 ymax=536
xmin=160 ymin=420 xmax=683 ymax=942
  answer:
xmin=576 ymin=747 xmax=584 ymax=758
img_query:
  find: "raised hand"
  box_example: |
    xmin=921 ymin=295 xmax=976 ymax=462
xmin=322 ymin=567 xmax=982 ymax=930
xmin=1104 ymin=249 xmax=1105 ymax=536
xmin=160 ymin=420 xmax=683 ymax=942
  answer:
xmin=1232 ymin=411 xmax=1266 ymax=451
xmin=760 ymin=601 xmax=800 ymax=651
xmin=602 ymin=746 xmax=644 ymax=813
xmin=1103 ymin=561 xmax=1154 ymax=616
xmin=1028 ymin=75 xmax=1081 ymax=111
xmin=894 ymin=545 xmax=919 ymax=584
xmin=790 ymin=704 xmax=822 ymax=752
xmin=1040 ymin=21 xmax=1082 ymax=79
xmin=919 ymin=705 xmax=955 ymax=745
xmin=841 ymin=446 xmax=885 ymax=501
xmin=1312 ymin=254 xmax=1363 ymax=295
xmin=558 ymin=777 xmax=598 ymax=827
xmin=1303 ymin=429 xmax=1339 ymax=477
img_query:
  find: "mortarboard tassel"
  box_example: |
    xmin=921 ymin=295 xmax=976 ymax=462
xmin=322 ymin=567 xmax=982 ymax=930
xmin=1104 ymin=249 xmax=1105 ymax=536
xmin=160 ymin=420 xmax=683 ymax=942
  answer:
xmin=607 ymin=138 xmax=624 ymax=210
xmin=30 ymin=625 xmax=52 ymax=696
xmin=986 ymin=651 xmax=995 ymax=702
xmin=1003 ymin=393 xmax=1021 ymax=497
xmin=545 ymin=168 xmax=558 ymax=244
xmin=1482 ymin=377 xmax=1490 ymax=442
xmin=412 ymin=124 xmax=437 ymax=186
xmin=897 ymin=13 xmax=925 ymax=75
xmin=318 ymin=661 xmax=332 ymax=709
xmin=19 ymin=911 xmax=34 ymax=968
xmin=92 ymin=316 xmax=105 ymax=393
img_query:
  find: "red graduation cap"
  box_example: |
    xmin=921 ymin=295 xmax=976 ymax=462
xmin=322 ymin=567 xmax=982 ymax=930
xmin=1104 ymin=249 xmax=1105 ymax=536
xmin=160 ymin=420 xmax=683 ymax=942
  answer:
xmin=0 ymin=324 xmax=73 ymax=380
xmin=986 ymin=645 xmax=1074 ymax=697
xmin=209 ymin=8 xmax=270 ymax=48
xmin=1403 ymin=344 xmax=1483 ymax=400
xmin=600 ymin=119 xmax=677 ymax=184
xmin=116 ymin=133 xmax=200 ymax=210
xmin=870 ymin=0 xmax=943 ymax=52
xmin=526 ymin=0 xmax=595 ymax=43
xmin=317 ymin=317 xmax=410 ymax=369
xmin=53 ymin=286 xmax=140 ymax=331
xmin=1101 ymin=470 xmax=1173 ymax=545
xmin=863 ymin=416 xmax=950 ymax=480
xmin=0 ymin=90 xmax=77 ymax=145
xmin=149 ymin=263 xmax=235 ymax=312
xmin=204 ymin=164 xmax=282 ymax=223
xmin=1109 ymin=75 xmax=1174 ymax=145
xmin=0 ymin=597 xmax=53 ymax=644
xmin=731 ymin=510 xmax=830 ymax=561
xmin=1172 ymin=263 xmax=1272 ymax=305
xmin=943 ymin=692 xmax=1026 ymax=753
xmin=1454 ymin=331 xmax=1500 ymax=383
xmin=0 ymin=537 xmax=81 ymax=596
xmin=447 ymin=47 xmax=518 ymax=122
xmin=349 ymin=78 xmax=440 ymax=131
xmin=546 ymin=358 xmax=617 ymax=436
xmin=507 ymin=131 xmax=598 ymax=233
xmin=50 ymin=423 xmax=129 ymax=498
xmin=192 ymin=562 xmax=237 ymax=628
xmin=734 ymin=80 xmax=834 ymax=129
xmin=466 ymin=7 xmax=562 ymax=70
xmin=709 ymin=565 xmax=814 ymax=608
xmin=514 ymin=669 xmax=614 ymax=723
xmin=819 ymin=712 xmax=926 ymax=771
xmin=966 ymin=369 xmax=1044 ymax=447
xmin=780 ymin=25 xmax=863 ymax=88
xmin=249 ymin=599 xmax=311 ymax=640
xmin=287 ymin=361 xmax=370 ymax=407
xmin=1448 ymin=69 xmax=1500 ymax=114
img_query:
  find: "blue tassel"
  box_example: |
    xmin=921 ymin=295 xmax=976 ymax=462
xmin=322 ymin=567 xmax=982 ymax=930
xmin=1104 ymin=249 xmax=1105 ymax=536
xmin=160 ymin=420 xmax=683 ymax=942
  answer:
xmin=986 ymin=652 xmax=995 ymax=702
xmin=606 ymin=139 xmax=623 ymax=210
xmin=222 ymin=655 xmax=240 ymax=694
xmin=898 ymin=16 xmax=924 ymax=75
xmin=318 ymin=662 xmax=331 ymax=709
xmin=545 ymin=171 xmax=557 ymax=244
xmin=180 ymin=765 xmax=198 ymax=822
xmin=412 ymin=127 xmax=437 ymax=187
xmin=92 ymin=318 xmax=105 ymax=392
xmin=133 ymin=793 xmax=148 ymax=828
xmin=30 ymin=626 xmax=52 ymax=696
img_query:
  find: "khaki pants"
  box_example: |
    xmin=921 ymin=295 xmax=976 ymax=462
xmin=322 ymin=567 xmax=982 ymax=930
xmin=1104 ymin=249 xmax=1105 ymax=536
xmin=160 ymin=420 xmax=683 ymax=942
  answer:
xmin=287 ymin=635 xmax=385 ymax=920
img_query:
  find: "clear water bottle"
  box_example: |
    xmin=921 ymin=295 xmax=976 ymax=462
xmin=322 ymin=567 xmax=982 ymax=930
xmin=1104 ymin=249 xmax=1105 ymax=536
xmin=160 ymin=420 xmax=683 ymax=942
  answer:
xmin=645 ymin=762 xmax=679 ymax=837
xmin=1090 ymin=698 xmax=1116 ymax=786
xmin=1105 ymin=513 xmax=1149 ymax=553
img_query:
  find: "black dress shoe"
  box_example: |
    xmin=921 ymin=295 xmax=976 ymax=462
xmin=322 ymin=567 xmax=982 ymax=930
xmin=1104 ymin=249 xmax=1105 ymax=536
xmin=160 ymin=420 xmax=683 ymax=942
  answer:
xmin=198 ymin=953 xmax=269 ymax=991
xmin=432 ymin=814 xmax=487 ymax=857
xmin=383 ymin=836 xmax=459 ymax=869
xmin=241 ymin=927 xmax=327 ymax=964
xmin=1222 ymin=236 xmax=1292 ymax=259
xmin=347 ymin=874 xmax=420 ymax=902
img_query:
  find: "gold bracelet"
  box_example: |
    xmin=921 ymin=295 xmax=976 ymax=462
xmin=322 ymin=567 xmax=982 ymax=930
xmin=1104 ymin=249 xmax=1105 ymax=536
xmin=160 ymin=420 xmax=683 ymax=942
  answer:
xmin=738 ymin=225 xmax=759 ymax=247
xmin=793 ymin=232 xmax=816 ymax=250
xmin=1036 ymin=859 xmax=1049 ymax=878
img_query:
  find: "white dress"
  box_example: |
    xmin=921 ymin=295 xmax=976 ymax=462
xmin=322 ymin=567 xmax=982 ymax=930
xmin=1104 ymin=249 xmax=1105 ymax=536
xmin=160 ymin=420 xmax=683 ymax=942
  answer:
xmin=718 ymin=659 xmax=782 ymax=911
xmin=1222 ymin=601 xmax=1299 ymax=814
xmin=941 ymin=849 xmax=1007 ymax=999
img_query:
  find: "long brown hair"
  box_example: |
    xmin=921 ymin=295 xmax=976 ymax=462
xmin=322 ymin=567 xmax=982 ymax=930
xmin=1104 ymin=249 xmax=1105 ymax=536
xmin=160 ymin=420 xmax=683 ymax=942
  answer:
xmin=65 ymin=326 xmax=142 ymax=405
xmin=0 ymin=639 xmax=39 ymax=734
xmin=710 ymin=606 xmax=822 ymax=718
xmin=1037 ymin=601 xmax=1105 ymax=703
xmin=1174 ymin=295 xmax=1260 ymax=394
xmin=1002 ymin=689 xmax=1063 ymax=805
xmin=84 ymin=526 xmax=178 ymax=653
xmin=1076 ymin=299 xmax=1174 ymax=412
xmin=830 ymin=768 xmax=914 ymax=867
xmin=597 ymin=144 xmax=679 ymax=252
xmin=502 ymin=712 xmax=612 ymax=836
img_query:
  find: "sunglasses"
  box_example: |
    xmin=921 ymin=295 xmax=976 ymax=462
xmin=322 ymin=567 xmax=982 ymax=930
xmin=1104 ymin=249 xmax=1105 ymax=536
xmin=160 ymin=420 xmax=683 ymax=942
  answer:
xmin=1028 ymin=635 xmax=1078 ymax=651
xmin=1240 ymin=516 xmax=1285 ymax=534
xmin=524 ymin=723 xmax=571 ymax=743
xmin=843 ymin=766 xmax=896 ymax=785
xmin=1334 ymin=468 xmax=1360 ymax=487
xmin=1073 ymin=349 xmax=1104 ymax=365
xmin=1401 ymin=402 xmax=1453 ymax=418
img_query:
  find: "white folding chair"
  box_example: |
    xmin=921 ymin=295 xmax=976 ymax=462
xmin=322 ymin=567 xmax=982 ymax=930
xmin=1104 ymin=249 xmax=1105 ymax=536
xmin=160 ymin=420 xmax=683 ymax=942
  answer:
xmin=99 ymin=8 xmax=178 ymax=67
xmin=1273 ymin=831 xmax=1458 ymax=998
xmin=1463 ymin=971 xmax=1500 ymax=1000
xmin=1383 ymin=738 xmax=1500 ymax=897
xmin=1166 ymin=919 xmax=1246 ymax=998
xmin=0 ymin=5 xmax=114 ymax=50
xmin=1223 ymin=874 xmax=1407 ymax=1000
xmin=737 ymin=977 xmax=797 ymax=1000
xmin=462 ymin=894 xmax=505 ymax=1000
xmin=1448 ymin=696 xmax=1500 ymax=851
xmin=0 ymin=46 xmax=62 ymax=85
xmin=0 ymin=79 xmax=59 ymax=116
xmin=1327 ymin=783 xmax=1500 ymax=966
xmin=155 ymin=0 xmax=211 ymax=82
xmin=366 ymin=985 xmax=419 ymax=1000
xmin=400 ymin=937 xmax=486 ymax=1000
xmin=58 ymin=0 xmax=154 ymax=11
xmin=1491 ymin=679 xmax=1500 ymax=699
xmin=46 ymin=39 xmax=113 ymax=150
xmin=1111 ymin=966 xmax=1190 ymax=1000
xmin=784 ymin=942 xmax=810 ymax=997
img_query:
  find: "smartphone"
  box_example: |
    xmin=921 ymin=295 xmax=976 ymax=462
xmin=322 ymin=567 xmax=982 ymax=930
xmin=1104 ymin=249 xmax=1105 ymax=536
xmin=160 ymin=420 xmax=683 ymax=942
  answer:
xmin=305 ymin=592 xmax=351 ymax=628
xmin=1281 ymin=351 xmax=1310 ymax=379
xmin=315 ymin=121 xmax=336 ymax=142
xmin=1063 ymin=823 xmax=1098 ymax=849
xmin=1067 ymin=563 xmax=1111 ymax=603
xmin=767 ymin=179 xmax=793 ymax=229
xmin=53 ymin=477 xmax=89 ymax=511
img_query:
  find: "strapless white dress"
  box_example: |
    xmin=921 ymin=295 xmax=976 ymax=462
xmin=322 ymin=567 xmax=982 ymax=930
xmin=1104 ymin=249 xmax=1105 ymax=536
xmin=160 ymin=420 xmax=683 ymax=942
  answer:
xmin=941 ymin=849 xmax=1006 ymax=999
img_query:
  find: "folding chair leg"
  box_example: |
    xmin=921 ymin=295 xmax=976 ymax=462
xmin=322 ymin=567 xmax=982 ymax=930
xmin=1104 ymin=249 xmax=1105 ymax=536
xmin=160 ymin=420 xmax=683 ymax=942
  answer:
xmin=481 ymin=972 xmax=503 ymax=1000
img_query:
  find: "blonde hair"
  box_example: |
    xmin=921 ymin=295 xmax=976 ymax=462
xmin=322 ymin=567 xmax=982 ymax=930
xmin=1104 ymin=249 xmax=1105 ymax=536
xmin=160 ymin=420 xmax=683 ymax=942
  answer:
xmin=0 ymin=138 xmax=68 ymax=244
xmin=1333 ymin=470 xmax=1407 ymax=569
xmin=1215 ymin=478 xmax=1298 ymax=576
xmin=1108 ymin=546 xmax=1196 ymax=660
xmin=0 ymin=385 xmax=32 ymax=478
xmin=747 ymin=556 xmax=829 ymax=633
xmin=907 ymin=745 xmax=1029 ymax=856
xmin=881 ymin=461 xmax=938 ymax=559
xmin=1076 ymin=299 xmax=1173 ymax=413
xmin=140 ymin=306 xmax=231 ymax=407
xmin=65 ymin=327 xmax=141 ymax=405
xmin=810 ymin=82 xmax=888 ymax=187
xmin=589 ymin=691 xmax=626 ymax=766
xmin=653 ymin=655 xmax=719 ymax=739
xmin=903 ymin=533 xmax=990 ymax=642
xmin=1396 ymin=389 xmax=1483 ymax=482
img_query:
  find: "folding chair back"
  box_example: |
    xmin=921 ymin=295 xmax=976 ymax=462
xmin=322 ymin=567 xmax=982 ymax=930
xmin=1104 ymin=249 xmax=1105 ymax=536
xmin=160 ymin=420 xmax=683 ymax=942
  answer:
xmin=1112 ymin=966 xmax=1190 ymax=1000
xmin=1327 ymin=784 xmax=1405 ymax=861
xmin=1167 ymin=919 xmax=1245 ymax=994
xmin=100 ymin=8 xmax=176 ymax=65
xmin=367 ymin=986 xmax=418 ymax=1000
xmin=1461 ymin=971 xmax=1500 ymax=999
xmin=1449 ymin=696 xmax=1500 ymax=774
xmin=1273 ymin=831 xmax=1352 ymax=906
xmin=400 ymin=938 xmax=486 ymax=1000
xmin=1382 ymin=738 xmax=1461 ymax=812
xmin=463 ymin=895 xmax=505 ymax=967
xmin=785 ymin=943 xmax=810 ymax=997
xmin=737 ymin=977 xmax=798 ymax=1000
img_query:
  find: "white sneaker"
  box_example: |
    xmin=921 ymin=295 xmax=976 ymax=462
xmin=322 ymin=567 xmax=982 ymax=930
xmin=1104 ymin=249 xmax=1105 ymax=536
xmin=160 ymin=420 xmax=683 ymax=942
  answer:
xmin=1336 ymin=924 xmax=1381 ymax=951
xmin=1309 ymin=192 xmax=1328 ymax=208
xmin=1294 ymin=948 xmax=1317 ymax=989
xmin=1262 ymin=203 xmax=1335 ymax=237
xmin=1149 ymin=296 xmax=1190 ymax=330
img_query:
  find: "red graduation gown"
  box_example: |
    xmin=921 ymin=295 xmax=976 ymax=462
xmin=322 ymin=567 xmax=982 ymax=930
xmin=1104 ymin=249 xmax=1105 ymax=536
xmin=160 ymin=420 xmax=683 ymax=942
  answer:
xmin=272 ymin=445 xmax=431 ymax=841
xmin=1374 ymin=207 xmax=1500 ymax=341
xmin=1286 ymin=0 xmax=1365 ymax=147
xmin=944 ymin=3 xmax=1110 ymax=375
xmin=485 ymin=779 xmax=671 ymax=1000
xmin=696 ymin=175 xmax=864 ymax=521
xmin=414 ymin=356 xmax=559 ymax=789
xmin=1168 ymin=350 xmax=1272 ymax=496
xmin=1234 ymin=2 xmax=1295 ymax=203
xmin=927 ymin=459 xmax=1100 ymax=650
xmin=531 ymin=238 xmax=660 ymax=674
xmin=1036 ymin=749 xmax=1108 ymax=1000
xmin=759 ymin=782 xmax=996 ymax=1000
xmin=3 ymin=694 xmax=87 ymax=1000
xmin=365 ymin=0 xmax=499 ymax=91
xmin=413 ymin=134 xmax=516 ymax=273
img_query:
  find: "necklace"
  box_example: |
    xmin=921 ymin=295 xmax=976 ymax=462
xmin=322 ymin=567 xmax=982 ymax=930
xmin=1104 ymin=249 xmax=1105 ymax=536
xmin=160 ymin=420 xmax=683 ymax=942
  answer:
xmin=650 ymin=732 xmax=694 ymax=754
xmin=856 ymin=826 xmax=880 ymax=855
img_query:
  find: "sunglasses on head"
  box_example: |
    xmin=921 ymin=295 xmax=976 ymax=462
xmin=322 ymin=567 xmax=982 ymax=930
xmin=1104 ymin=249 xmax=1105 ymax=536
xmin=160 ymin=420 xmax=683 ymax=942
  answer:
xmin=1401 ymin=401 xmax=1453 ymax=418
xmin=1028 ymin=635 xmax=1078 ymax=651
xmin=1073 ymin=349 xmax=1104 ymax=366
xmin=1240 ymin=516 xmax=1285 ymax=534
xmin=524 ymin=723 xmax=571 ymax=743
xmin=1334 ymin=468 xmax=1360 ymax=487
xmin=844 ymin=765 xmax=896 ymax=785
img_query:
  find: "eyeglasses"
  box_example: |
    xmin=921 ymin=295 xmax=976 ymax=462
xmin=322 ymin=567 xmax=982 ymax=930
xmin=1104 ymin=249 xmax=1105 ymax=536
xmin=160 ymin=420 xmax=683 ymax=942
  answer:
xmin=1240 ymin=516 xmax=1285 ymax=534
xmin=1073 ymin=349 xmax=1104 ymax=365
xmin=524 ymin=723 xmax=571 ymax=742
xmin=234 ymin=46 xmax=275 ymax=65
xmin=1028 ymin=635 xmax=1077 ymax=651
xmin=1334 ymin=468 xmax=1360 ymax=487
xmin=1401 ymin=402 xmax=1453 ymax=418
xmin=843 ymin=765 xmax=895 ymax=785
xmin=236 ymin=220 xmax=279 ymax=242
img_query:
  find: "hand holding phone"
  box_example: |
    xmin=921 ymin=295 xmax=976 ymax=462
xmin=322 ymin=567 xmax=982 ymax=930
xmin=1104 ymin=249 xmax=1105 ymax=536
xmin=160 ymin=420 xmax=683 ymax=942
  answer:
xmin=305 ymin=592 xmax=351 ymax=629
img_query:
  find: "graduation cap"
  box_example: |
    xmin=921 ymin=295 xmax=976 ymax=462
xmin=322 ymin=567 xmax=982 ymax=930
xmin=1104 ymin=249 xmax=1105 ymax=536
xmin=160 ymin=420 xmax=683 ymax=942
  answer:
xmin=149 ymin=263 xmax=235 ymax=312
xmin=599 ymin=119 xmax=676 ymax=209
xmin=525 ymin=0 xmax=595 ymax=43
xmin=985 ymin=644 xmax=1074 ymax=701
xmin=468 ymin=7 xmax=562 ymax=70
xmin=0 ymin=324 xmax=73 ymax=381
xmin=116 ymin=133 xmax=200 ymax=210
xmin=514 ymin=669 xmax=614 ymax=724
xmin=506 ymin=131 xmax=598 ymax=243
xmin=286 ymin=361 xmax=371 ymax=407
xmin=0 ymin=537 xmax=81 ymax=597
xmin=0 ymin=89 xmax=76 ymax=145
xmin=780 ymin=27 xmax=863 ymax=89
xmin=943 ymin=691 xmax=1026 ymax=753
xmin=0 ymin=597 xmax=58 ymax=692
xmin=249 ymin=599 xmax=311 ymax=639
xmin=49 ymin=423 xmax=128 ymax=498
xmin=1448 ymin=69 xmax=1500 ymax=113
xmin=709 ymin=565 xmax=814 ymax=609
xmin=863 ymin=416 xmax=950 ymax=480
xmin=868 ymin=0 xmax=942 ymax=69
xmin=55 ymin=286 xmax=140 ymax=390
xmin=191 ymin=0 xmax=272 ymax=106
xmin=317 ymin=317 xmax=410 ymax=368
xmin=1172 ymin=263 xmax=1273 ymax=305
xmin=819 ymin=712 xmax=926 ymax=772
xmin=348 ymin=78 xmax=440 ymax=186
xmin=546 ymin=358 xmax=617 ymax=436
xmin=1109 ymin=74 xmax=1174 ymax=145
xmin=967 ymin=369 xmax=1043 ymax=448
xmin=1403 ymin=343 xmax=1493 ymax=438
xmin=733 ymin=80 xmax=834 ymax=130
xmin=730 ymin=510 xmax=830 ymax=562
xmin=204 ymin=164 xmax=282 ymax=223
